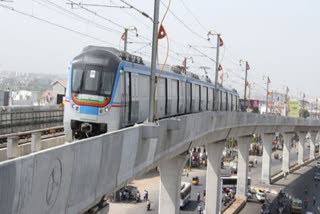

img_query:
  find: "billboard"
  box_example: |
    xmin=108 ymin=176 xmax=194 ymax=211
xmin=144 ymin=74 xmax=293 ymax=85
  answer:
xmin=268 ymin=92 xmax=285 ymax=115
xmin=288 ymin=101 xmax=300 ymax=118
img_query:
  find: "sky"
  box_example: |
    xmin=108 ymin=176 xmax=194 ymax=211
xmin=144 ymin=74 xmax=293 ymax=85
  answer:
xmin=0 ymin=0 xmax=320 ymax=99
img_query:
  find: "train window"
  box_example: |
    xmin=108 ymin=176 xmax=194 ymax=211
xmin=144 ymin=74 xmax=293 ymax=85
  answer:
xmin=206 ymin=87 xmax=209 ymax=111
xmin=199 ymin=85 xmax=201 ymax=111
xmin=72 ymin=68 xmax=83 ymax=92
xmin=177 ymin=80 xmax=180 ymax=113
xmin=231 ymin=95 xmax=234 ymax=111
xmin=225 ymin=92 xmax=228 ymax=111
xmin=212 ymin=88 xmax=215 ymax=110
xmin=84 ymin=66 xmax=101 ymax=92
xmin=101 ymin=72 xmax=115 ymax=96
xmin=128 ymin=72 xmax=132 ymax=122
xmin=165 ymin=78 xmax=168 ymax=115
xmin=219 ymin=91 xmax=222 ymax=110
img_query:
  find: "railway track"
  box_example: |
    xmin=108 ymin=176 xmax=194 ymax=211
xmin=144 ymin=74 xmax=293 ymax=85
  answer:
xmin=0 ymin=126 xmax=64 ymax=148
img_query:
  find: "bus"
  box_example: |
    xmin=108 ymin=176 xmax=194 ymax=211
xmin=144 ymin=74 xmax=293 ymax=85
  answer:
xmin=180 ymin=182 xmax=191 ymax=207
xmin=221 ymin=176 xmax=251 ymax=191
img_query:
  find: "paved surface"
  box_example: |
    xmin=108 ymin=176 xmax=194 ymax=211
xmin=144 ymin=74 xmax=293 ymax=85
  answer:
xmin=107 ymin=143 xmax=311 ymax=214
xmin=109 ymin=168 xmax=207 ymax=214
xmin=249 ymin=142 xmax=310 ymax=187
xmin=240 ymin=160 xmax=320 ymax=214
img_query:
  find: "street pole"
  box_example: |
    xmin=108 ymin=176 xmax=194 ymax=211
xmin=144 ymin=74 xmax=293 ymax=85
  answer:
xmin=285 ymin=86 xmax=289 ymax=116
xmin=124 ymin=28 xmax=128 ymax=52
xmin=148 ymin=0 xmax=160 ymax=122
xmin=243 ymin=61 xmax=248 ymax=112
xmin=265 ymin=76 xmax=270 ymax=114
xmin=214 ymin=33 xmax=220 ymax=111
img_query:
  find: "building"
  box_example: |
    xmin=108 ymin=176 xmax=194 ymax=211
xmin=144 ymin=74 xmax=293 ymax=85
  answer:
xmin=51 ymin=80 xmax=67 ymax=104
xmin=0 ymin=90 xmax=9 ymax=106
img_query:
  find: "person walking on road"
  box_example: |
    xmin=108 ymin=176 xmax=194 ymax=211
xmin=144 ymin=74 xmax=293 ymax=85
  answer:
xmin=313 ymin=196 xmax=316 ymax=205
xmin=197 ymin=192 xmax=201 ymax=201
xmin=144 ymin=190 xmax=149 ymax=202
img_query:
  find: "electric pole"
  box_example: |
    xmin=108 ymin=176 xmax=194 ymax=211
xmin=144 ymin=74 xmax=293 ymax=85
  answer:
xmin=285 ymin=86 xmax=289 ymax=116
xmin=241 ymin=60 xmax=249 ymax=112
xmin=148 ymin=0 xmax=160 ymax=122
xmin=214 ymin=33 xmax=221 ymax=111
xmin=265 ymin=76 xmax=270 ymax=113
xmin=123 ymin=28 xmax=128 ymax=52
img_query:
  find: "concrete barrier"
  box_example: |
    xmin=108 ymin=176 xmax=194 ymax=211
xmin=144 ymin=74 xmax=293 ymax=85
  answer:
xmin=0 ymin=136 xmax=65 ymax=162
xmin=1 ymin=112 xmax=320 ymax=214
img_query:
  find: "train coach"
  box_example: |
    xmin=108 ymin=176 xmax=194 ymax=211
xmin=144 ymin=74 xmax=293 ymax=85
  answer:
xmin=63 ymin=46 xmax=239 ymax=141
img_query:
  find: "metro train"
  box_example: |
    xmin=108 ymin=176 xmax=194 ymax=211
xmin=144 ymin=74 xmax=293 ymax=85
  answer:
xmin=63 ymin=46 xmax=239 ymax=140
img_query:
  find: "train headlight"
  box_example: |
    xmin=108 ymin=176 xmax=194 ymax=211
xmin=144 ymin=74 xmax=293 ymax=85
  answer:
xmin=99 ymin=105 xmax=111 ymax=114
xmin=72 ymin=104 xmax=80 ymax=112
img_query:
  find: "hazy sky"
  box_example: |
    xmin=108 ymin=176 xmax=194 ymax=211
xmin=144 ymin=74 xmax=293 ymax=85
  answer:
xmin=0 ymin=0 xmax=319 ymax=99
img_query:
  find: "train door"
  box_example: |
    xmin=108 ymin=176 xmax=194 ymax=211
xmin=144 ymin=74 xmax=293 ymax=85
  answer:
xmin=121 ymin=70 xmax=129 ymax=126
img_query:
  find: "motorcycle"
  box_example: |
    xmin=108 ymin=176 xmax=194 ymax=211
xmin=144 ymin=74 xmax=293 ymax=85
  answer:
xmin=146 ymin=201 xmax=151 ymax=211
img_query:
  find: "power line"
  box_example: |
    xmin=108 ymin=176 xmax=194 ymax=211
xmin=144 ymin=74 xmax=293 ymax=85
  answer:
xmin=66 ymin=0 xmax=125 ymax=29
xmin=66 ymin=2 xmax=131 ymax=9
xmin=34 ymin=0 xmax=122 ymax=34
xmin=179 ymin=0 xmax=212 ymax=34
xmin=0 ymin=3 xmax=114 ymax=45
xmin=189 ymin=45 xmax=216 ymax=63
xmin=111 ymin=0 xmax=151 ymax=29
xmin=160 ymin=1 xmax=208 ymax=42
xmin=119 ymin=0 xmax=153 ymax=21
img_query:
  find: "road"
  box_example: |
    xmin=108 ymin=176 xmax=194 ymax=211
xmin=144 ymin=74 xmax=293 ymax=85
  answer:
xmin=108 ymin=142 xmax=311 ymax=214
xmin=240 ymin=160 xmax=320 ymax=214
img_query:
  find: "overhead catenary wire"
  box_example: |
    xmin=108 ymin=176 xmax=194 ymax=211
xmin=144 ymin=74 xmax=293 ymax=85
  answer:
xmin=119 ymin=0 xmax=153 ymax=22
xmin=34 ymin=0 xmax=122 ymax=34
xmin=0 ymin=3 xmax=115 ymax=45
xmin=66 ymin=0 xmax=125 ymax=29
xmin=160 ymin=1 xmax=208 ymax=42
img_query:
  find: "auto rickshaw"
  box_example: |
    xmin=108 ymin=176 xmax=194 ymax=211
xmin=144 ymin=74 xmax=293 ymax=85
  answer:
xmin=249 ymin=161 xmax=254 ymax=167
xmin=192 ymin=176 xmax=199 ymax=185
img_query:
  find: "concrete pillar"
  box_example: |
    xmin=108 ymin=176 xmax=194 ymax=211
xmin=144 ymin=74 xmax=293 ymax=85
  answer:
xmin=297 ymin=131 xmax=307 ymax=165
xmin=261 ymin=133 xmax=274 ymax=185
xmin=309 ymin=131 xmax=317 ymax=160
xmin=7 ymin=136 xmax=19 ymax=159
xmin=205 ymin=142 xmax=225 ymax=214
xmin=236 ymin=136 xmax=252 ymax=199
xmin=31 ymin=132 xmax=42 ymax=152
xmin=282 ymin=132 xmax=294 ymax=173
xmin=158 ymin=154 xmax=188 ymax=214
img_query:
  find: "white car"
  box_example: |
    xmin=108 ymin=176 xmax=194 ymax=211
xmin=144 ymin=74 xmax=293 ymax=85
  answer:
xmin=256 ymin=191 xmax=266 ymax=202
xmin=316 ymin=161 xmax=320 ymax=169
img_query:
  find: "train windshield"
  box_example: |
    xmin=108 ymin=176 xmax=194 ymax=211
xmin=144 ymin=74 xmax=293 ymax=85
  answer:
xmin=72 ymin=65 xmax=115 ymax=96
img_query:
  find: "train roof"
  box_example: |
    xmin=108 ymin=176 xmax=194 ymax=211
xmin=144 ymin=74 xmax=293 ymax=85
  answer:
xmin=74 ymin=46 xmax=238 ymax=95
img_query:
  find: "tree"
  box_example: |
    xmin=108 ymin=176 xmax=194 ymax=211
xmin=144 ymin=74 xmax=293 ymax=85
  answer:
xmin=299 ymin=109 xmax=310 ymax=118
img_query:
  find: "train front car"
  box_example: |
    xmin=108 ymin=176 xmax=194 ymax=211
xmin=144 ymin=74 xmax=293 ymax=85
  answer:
xmin=64 ymin=46 xmax=122 ymax=141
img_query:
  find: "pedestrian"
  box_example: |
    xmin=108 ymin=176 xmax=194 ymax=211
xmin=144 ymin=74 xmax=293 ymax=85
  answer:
xmin=143 ymin=190 xmax=147 ymax=202
xmin=197 ymin=205 xmax=203 ymax=214
xmin=145 ymin=190 xmax=149 ymax=201
xmin=197 ymin=192 xmax=200 ymax=201
xmin=203 ymin=189 xmax=206 ymax=198
xmin=313 ymin=196 xmax=316 ymax=205
xmin=305 ymin=187 xmax=308 ymax=194
xmin=254 ymin=158 xmax=258 ymax=165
